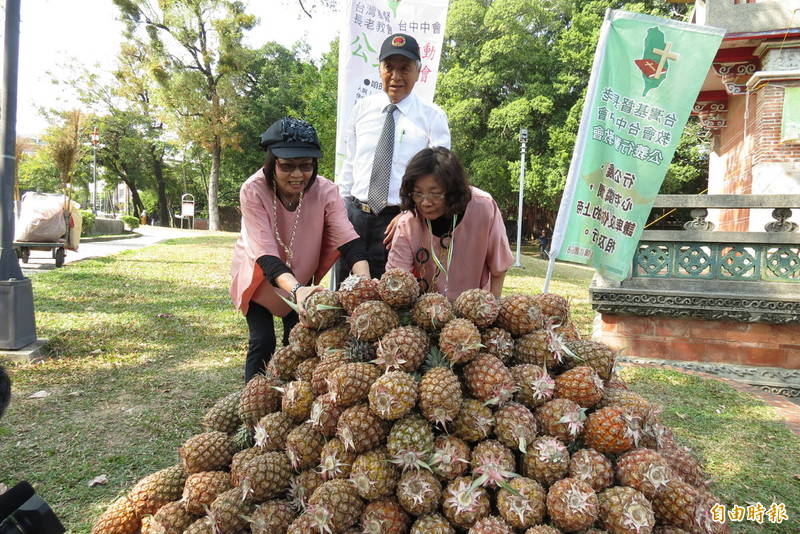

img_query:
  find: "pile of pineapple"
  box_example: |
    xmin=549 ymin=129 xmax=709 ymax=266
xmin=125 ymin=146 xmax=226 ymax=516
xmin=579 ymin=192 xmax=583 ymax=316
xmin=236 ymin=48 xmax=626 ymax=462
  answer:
xmin=93 ymin=269 xmax=726 ymax=534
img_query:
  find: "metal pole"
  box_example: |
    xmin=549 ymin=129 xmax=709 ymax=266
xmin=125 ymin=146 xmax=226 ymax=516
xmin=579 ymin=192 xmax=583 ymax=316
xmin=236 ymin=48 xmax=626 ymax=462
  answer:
xmin=92 ymin=143 xmax=97 ymax=214
xmin=0 ymin=0 xmax=23 ymax=282
xmin=513 ymin=128 xmax=528 ymax=268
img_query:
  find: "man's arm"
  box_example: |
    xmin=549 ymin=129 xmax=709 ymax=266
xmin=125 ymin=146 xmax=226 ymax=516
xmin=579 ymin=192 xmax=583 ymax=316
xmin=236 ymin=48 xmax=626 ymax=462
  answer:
xmin=429 ymin=107 xmax=451 ymax=149
xmin=337 ymin=106 xmax=359 ymax=198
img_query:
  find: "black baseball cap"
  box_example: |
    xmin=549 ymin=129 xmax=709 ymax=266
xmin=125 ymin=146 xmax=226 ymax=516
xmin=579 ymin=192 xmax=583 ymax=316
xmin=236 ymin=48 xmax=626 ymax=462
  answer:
xmin=259 ymin=117 xmax=322 ymax=158
xmin=379 ymin=33 xmax=420 ymax=62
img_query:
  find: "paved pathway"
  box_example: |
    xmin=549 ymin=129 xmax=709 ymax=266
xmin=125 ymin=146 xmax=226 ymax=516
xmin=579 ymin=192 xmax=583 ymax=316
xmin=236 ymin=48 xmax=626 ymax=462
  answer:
xmin=18 ymin=225 xmax=206 ymax=274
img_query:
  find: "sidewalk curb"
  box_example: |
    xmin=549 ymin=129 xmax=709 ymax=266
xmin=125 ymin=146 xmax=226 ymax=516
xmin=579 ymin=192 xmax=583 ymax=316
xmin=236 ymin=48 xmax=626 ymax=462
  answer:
xmin=80 ymin=233 xmax=141 ymax=243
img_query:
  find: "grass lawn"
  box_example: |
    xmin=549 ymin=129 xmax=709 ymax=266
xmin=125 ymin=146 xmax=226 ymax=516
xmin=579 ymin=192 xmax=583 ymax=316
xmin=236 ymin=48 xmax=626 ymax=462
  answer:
xmin=1 ymin=235 xmax=798 ymax=533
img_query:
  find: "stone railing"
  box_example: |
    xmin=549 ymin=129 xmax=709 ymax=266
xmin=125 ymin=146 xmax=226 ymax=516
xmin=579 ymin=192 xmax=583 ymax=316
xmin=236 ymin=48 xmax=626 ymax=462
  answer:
xmin=592 ymin=194 xmax=800 ymax=324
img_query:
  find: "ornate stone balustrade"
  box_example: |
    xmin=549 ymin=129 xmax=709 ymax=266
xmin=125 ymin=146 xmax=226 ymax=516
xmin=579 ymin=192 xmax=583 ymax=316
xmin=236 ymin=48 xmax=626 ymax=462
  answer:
xmin=590 ymin=194 xmax=800 ymax=396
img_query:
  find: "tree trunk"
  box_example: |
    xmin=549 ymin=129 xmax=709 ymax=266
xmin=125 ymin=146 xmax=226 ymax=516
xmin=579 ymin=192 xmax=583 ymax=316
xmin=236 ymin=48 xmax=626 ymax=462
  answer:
xmin=151 ymin=146 xmax=169 ymax=227
xmin=208 ymin=134 xmax=221 ymax=231
xmin=129 ymin=187 xmax=145 ymax=218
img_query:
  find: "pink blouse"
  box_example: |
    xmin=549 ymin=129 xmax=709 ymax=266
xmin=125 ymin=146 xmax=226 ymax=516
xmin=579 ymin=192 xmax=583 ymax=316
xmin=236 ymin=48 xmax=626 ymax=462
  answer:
xmin=230 ymin=169 xmax=359 ymax=316
xmin=386 ymin=186 xmax=513 ymax=300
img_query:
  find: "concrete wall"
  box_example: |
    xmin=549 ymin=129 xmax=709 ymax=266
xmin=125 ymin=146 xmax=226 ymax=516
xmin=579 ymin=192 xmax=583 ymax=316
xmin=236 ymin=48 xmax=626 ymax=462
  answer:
xmin=92 ymin=217 xmax=124 ymax=235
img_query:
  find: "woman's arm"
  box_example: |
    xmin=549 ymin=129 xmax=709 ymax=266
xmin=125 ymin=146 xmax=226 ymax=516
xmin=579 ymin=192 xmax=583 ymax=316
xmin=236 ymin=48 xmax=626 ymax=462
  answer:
xmin=489 ymin=271 xmax=506 ymax=298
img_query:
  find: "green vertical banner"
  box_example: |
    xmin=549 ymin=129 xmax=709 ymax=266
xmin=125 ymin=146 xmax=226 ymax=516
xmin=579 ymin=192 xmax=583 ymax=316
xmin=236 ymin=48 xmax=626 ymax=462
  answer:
xmin=549 ymin=10 xmax=724 ymax=282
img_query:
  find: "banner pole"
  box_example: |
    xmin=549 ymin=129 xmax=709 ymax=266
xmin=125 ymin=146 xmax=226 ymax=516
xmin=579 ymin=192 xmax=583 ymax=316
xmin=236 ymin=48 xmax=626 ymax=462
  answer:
xmin=543 ymin=9 xmax=613 ymax=294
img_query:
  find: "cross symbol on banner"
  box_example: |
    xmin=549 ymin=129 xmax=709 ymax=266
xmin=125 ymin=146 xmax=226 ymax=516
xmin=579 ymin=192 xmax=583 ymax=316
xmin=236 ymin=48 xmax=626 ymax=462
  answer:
xmin=652 ymin=42 xmax=679 ymax=79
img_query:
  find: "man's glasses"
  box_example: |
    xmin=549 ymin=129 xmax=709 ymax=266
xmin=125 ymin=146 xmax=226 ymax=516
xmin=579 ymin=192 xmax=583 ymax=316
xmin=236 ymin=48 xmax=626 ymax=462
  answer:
xmin=276 ymin=162 xmax=314 ymax=174
xmin=410 ymin=192 xmax=446 ymax=203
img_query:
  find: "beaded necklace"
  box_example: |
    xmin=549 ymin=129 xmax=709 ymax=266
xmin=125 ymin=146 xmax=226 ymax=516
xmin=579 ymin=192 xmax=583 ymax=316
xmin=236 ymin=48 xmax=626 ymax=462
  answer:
xmin=271 ymin=185 xmax=304 ymax=268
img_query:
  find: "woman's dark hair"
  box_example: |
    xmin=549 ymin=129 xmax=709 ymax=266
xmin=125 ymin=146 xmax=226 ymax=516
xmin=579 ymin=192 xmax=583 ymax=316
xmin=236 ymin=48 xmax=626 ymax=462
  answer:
xmin=400 ymin=147 xmax=471 ymax=216
xmin=262 ymin=151 xmax=318 ymax=192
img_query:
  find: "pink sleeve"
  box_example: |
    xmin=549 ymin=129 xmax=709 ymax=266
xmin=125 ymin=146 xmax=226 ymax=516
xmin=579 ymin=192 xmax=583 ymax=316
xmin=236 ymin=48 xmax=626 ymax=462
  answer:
xmin=322 ymin=182 xmax=359 ymax=250
xmin=386 ymin=216 xmax=416 ymax=272
xmin=486 ymin=200 xmax=514 ymax=275
xmin=240 ymin=180 xmax=281 ymax=260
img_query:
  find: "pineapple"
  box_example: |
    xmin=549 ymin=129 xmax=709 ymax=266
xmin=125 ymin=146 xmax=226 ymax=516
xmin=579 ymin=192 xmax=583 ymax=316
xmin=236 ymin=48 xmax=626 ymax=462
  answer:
xmin=494 ymin=402 xmax=538 ymax=453
xmin=182 ymin=471 xmax=231 ymax=515
xmin=419 ymin=351 xmax=462 ymax=427
xmin=286 ymin=514 xmax=318 ymax=534
xmin=454 ymin=288 xmax=499 ymax=328
xmin=254 ymin=411 xmax=295 ymax=452
xmin=344 ymin=337 xmax=377 ymax=362
xmin=250 ymin=500 xmax=297 ymax=534
xmin=327 ymin=362 xmax=381 ymax=407
xmin=387 ymin=413 xmax=435 ymax=471
xmin=583 ymin=406 xmax=640 ymax=455
xmin=496 ymin=477 xmax=547 ymax=529
xmin=338 ymin=274 xmax=380 ymax=314
xmin=288 ymin=469 xmax=323 ymax=511
xmin=410 ymin=513 xmax=455 ymax=534
xmin=208 ymin=487 xmax=254 ymax=534
xmin=534 ymin=293 xmax=570 ymax=324
xmin=179 ymin=431 xmax=234 ymax=473
xmin=451 ymin=398 xmax=494 ymax=442
xmin=349 ymin=300 xmax=400 ymax=341
xmin=238 ymin=374 xmax=281 ymax=427
xmin=546 ymin=478 xmax=599 ymax=532
xmin=285 ymin=422 xmax=326 ymax=471
xmin=563 ymin=340 xmax=616 ymax=380
xmin=126 ymin=464 xmax=186 ymax=516
xmin=598 ymin=388 xmax=653 ymax=419
xmin=653 ymin=528 xmax=690 ymax=534
xmin=468 ymin=516 xmax=514 ymax=534
xmin=145 ymin=501 xmax=196 ymax=534
xmin=441 ymin=476 xmax=491 ymax=529
xmin=315 ymin=324 xmax=351 ymax=355
xmin=650 ymin=479 xmax=699 ymax=532
xmin=523 ymin=527 xmax=561 ymax=534
xmin=568 ymin=448 xmax=614 ymax=493
xmin=369 ymin=370 xmax=419 ymax=420
xmin=536 ymin=398 xmax=587 ymax=443
xmin=659 ymin=446 xmax=709 ymax=489
xmin=183 ymin=518 xmax=214 ymax=534
xmin=495 ymin=295 xmax=543 ymax=336
xmin=310 ymin=349 xmax=351 ymax=396
xmin=307 ymin=479 xmax=366 ymax=533
xmin=230 ymin=447 xmax=263 ymax=486
xmin=430 ymin=435 xmax=471 ymax=481
xmin=396 ymin=469 xmax=443 ymax=515
xmin=202 ymin=391 xmax=242 ymax=434
xmin=361 ymin=499 xmax=410 ymax=534
xmin=349 ymin=446 xmax=399 ymax=500
xmin=378 ymin=268 xmax=420 ymax=308
xmin=513 ymin=330 xmax=555 ymax=368
xmin=411 ymin=292 xmax=454 ymax=331
xmin=91 ymin=497 xmax=140 ymax=534
xmin=615 ymin=448 xmax=675 ymax=500
xmin=439 ymin=318 xmax=482 ymax=364
xmin=303 ymin=289 xmax=343 ymax=330
xmin=308 ymin=392 xmax=345 ymax=437
xmin=470 ymin=439 xmax=517 ymax=489
xmin=294 ymin=357 xmax=319 ymax=382
xmin=240 ymin=451 xmax=293 ymax=502
xmin=375 ymin=326 xmax=430 ymax=372
xmin=266 ymin=344 xmax=306 ymax=380
xmin=597 ymin=486 xmax=656 ymax=534
xmin=280 ymin=380 xmax=314 ymax=422
xmin=554 ymin=366 xmax=604 ymax=408
xmin=288 ymin=322 xmax=318 ymax=355
xmin=512 ymin=364 xmax=555 ymax=409
xmin=319 ymin=437 xmax=357 ymax=480
xmin=481 ymin=327 xmax=514 ymax=362
xmin=337 ymin=403 xmax=390 ymax=453
xmin=463 ymin=353 xmax=515 ymax=405
xmin=522 ymin=436 xmax=570 ymax=487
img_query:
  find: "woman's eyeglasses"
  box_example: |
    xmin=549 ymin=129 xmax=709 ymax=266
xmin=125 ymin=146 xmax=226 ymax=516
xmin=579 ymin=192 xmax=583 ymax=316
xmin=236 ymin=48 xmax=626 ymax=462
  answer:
xmin=276 ymin=162 xmax=314 ymax=174
xmin=410 ymin=192 xmax=446 ymax=203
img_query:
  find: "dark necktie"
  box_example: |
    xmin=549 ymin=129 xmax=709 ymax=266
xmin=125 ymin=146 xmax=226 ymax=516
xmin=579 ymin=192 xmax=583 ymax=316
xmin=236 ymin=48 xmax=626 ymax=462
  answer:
xmin=368 ymin=103 xmax=398 ymax=214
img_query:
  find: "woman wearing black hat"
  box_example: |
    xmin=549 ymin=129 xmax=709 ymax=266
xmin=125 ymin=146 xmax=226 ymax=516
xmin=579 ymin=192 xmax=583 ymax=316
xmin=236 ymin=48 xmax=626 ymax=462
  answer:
xmin=230 ymin=117 xmax=370 ymax=382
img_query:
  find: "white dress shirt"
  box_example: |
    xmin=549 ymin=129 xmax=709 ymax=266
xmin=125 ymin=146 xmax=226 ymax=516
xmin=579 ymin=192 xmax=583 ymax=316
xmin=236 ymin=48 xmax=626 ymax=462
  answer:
xmin=338 ymin=91 xmax=451 ymax=207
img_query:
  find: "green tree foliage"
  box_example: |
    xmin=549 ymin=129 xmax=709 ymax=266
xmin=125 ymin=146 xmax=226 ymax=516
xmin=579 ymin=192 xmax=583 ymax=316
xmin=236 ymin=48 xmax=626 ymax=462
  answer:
xmin=114 ymin=0 xmax=257 ymax=230
xmin=437 ymin=0 xmax=698 ymax=217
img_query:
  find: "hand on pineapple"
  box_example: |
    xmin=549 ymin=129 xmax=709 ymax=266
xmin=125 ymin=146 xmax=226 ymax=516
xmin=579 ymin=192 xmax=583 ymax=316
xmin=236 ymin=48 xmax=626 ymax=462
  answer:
xmin=296 ymin=285 xmax=323 ymax=325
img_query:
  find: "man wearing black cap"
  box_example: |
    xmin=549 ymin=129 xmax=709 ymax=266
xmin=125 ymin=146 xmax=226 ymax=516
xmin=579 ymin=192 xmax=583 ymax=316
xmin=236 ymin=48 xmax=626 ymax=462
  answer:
xmin=337 ymin=32 xmax=451 ymax=282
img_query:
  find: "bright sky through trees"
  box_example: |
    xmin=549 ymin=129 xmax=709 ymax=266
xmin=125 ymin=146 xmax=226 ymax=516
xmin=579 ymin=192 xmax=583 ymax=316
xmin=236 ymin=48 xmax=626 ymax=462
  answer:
xmin=9 ymin=0 xmax=339 ymax=136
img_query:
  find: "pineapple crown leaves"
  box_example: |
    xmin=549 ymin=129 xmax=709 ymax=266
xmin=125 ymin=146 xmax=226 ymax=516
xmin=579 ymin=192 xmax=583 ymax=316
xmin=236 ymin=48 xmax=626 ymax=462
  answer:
xmin=560 ymin=481 xmax=596 ymax=513
xmin=531 ymin=372 xmax=556 ymax=400
xmin=471 ymin=457 xmax=520 ymax=491
xmin=535 ymin=437 xmax=568 ymax=463
xmin=399 ymin=472 xmax=438 ymax=506
xmin=505 ymin=491 xmax=537 ymax=525
xmin=422 ymin=346 xmax=453 ymax=372
xmin=557 ymin=406 xmax=588 ymax=437
xmin=306 ymin=504 xmax=335 ymax=534
xmin=279 ymin=293 xmax=301 ymax=314
xmin=446 ymin=478 xmax=486 ymax=516
xmin=339 ymin=274 xmax=366 ymax=292
xmin=389 ymin=450 xmax=434 ymax=472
